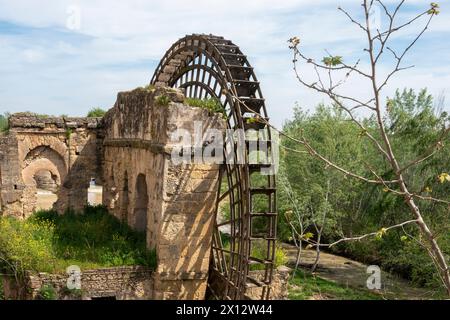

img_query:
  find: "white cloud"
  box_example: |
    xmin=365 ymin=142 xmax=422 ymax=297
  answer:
xmin=0 ymin=0 xmax=448 ymax=126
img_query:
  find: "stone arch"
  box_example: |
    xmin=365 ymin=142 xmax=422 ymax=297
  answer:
xmin=133 ymin=173 xmax=148 ymax=233
xmin=21 ymin=146 xmax=67 ymax=214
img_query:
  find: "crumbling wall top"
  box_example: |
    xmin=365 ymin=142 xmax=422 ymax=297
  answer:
xmin=9 ymin=113 xmax=103 ymax=130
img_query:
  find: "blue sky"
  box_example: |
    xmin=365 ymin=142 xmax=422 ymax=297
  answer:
xmin=0 ymin=0 xmax=449 ymax=127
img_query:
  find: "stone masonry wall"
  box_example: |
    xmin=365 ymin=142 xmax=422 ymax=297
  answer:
xmin=0 ymin=113 xmax=103 ymax=217
xmin=102 ymin=87 xmax=226 ymax=300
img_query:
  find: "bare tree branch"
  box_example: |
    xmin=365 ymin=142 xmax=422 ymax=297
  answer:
xmin=310 ymin=219 xmax=418 ymax=248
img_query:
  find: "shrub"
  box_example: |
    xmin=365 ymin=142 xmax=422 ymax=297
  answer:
xmin=184 ymin=98 xmax=225 ymax=116
xmin=137 ymin=84 xmax=155 ymax=93
xmin=0 ymin=113 xmax=8 ymax=133
xmin=61 ymin=287 xmax=83 ymax=299
xmin=249 ymin=241 xmax=287 ymax=271
xmin=38 ymin=284 xmax=57 ymax=300
xmin=0 ymin=216 xmax=57 ymax=273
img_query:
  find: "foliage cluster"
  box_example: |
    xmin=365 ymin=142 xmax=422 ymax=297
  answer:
xmin=278 ymin=88 xmax=449 ymax=289
xmin=0 ymin=205 xmax=157 ymax=276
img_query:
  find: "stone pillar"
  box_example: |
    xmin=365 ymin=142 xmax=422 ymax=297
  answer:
xmin=102 ymin=86 xmax=226 ymax=299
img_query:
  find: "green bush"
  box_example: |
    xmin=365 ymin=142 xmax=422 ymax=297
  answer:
xmin=184 ymin=98 xmax=225 ymax=116
xmin=278 ymin=88 xmax=449 ymax=291
xmin=61 ymin=287 xmax=82 ymax=299
xmin=38 ymin=284 xmax=57 ymax=300
xmin=0 ymin=205 xmax=157 ymax=276
xmin=0 ymin=216 xmax=57 ymax=273
xmin=87 ymin=108 xmax=107 ymax=118
xmin=0 ymin=275 xmax=4 ymax=300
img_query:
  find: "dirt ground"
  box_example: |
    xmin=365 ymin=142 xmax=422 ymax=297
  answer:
xmin=282 ymin=243 xmax=441 ymax=300
xmin=36 ymin=186 xmax=103 ymax=211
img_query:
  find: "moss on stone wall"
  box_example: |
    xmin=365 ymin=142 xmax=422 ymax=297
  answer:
xmin=184 ymin=98 xmax=225 ymax=116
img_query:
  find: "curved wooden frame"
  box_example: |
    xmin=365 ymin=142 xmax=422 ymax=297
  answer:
xmin=151 ymin=34 xmax=277 ymax=300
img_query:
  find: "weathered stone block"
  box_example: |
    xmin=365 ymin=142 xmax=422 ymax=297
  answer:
xmin=0 ymin=86 xmax=228 ymax=300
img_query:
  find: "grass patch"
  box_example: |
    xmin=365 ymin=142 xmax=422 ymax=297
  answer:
xmin=184 ymin=98 xmax=225 ymax=117
xmin=0 ymin=205 xmax=156 ymax=275
xmin=288 ymin=270 xmax=382 ymax=300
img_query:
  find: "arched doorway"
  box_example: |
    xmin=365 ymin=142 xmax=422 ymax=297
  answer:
xmin=21 ymin=146 xmax=66 ymax=214
xmin=133 ymin=174 xmax=148 ymax=233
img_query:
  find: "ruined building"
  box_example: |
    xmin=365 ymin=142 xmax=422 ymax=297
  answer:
xmin=0 ymin=86 xmax=229 ymax=299
xmin=0 ymin=34 xmax=288 ymax=300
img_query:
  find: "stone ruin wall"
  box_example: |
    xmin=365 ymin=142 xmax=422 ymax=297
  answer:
xmin=3 ymin=266 xmax=154 ymax=300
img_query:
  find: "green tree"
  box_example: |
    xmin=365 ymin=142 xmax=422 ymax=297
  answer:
xmin=279 ymin=89 xmax=449 ymax=290
xmin=87 ymin=108 xmax=107 ymax=118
